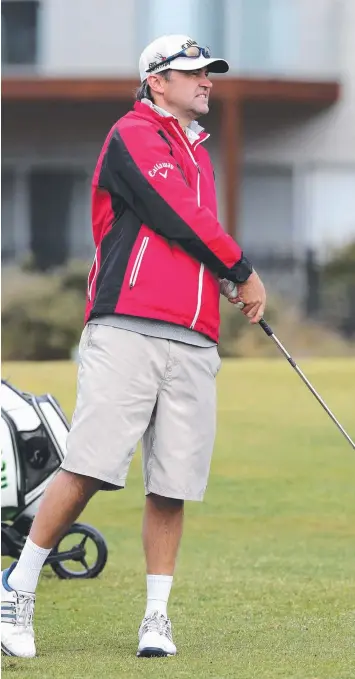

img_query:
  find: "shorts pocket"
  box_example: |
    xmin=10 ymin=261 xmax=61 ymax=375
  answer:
xmin=78 ymin=324 xmax=97 ymax=360
xmin=209 ymin=346 xmax=221 ymax=378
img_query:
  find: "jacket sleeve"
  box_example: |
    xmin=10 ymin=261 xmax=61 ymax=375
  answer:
xmin=98 ymin=123 xmax=253 ymax=284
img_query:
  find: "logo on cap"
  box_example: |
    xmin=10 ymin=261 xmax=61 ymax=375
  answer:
xmin=148 ymin=52 xmax=167 ymax=71
xmin=181 ymin=39 xmax=197 ymax=50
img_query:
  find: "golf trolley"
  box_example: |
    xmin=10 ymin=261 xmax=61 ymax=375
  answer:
xmin=1 ymin=380 xmax=108 ymax=579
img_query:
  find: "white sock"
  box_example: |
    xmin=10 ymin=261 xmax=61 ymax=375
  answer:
xmin=7 ymin=537 xmax=51 ymax=594
xmin=145 ymin=574 xmax=173 ymax=618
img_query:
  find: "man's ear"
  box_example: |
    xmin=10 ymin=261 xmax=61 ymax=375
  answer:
xmin=147 ymin=74 xmax=165 ymax=97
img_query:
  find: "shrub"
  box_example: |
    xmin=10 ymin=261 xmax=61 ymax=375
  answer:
xmin=2 ymin=262 xmax=353 ymax=361
xmin=320 ymin=240 xmax=355 ymax=338
xmin=1 ymin=267 xmax=87 ymax=361
xmin=218 ymin=295 xmax=278 ymax=357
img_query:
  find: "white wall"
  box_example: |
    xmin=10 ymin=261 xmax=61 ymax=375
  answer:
xmin=225 ymin=0 xmax=341 ymax=79
xmin=41 ymin=0 xmax=138 ymax=76
xmin=241 ymin=0 xmax=355 ymax=253
xmin=36 ymin=0 xmax=342 ymax=80
xmin=244 ymin=0 xmax=355 ymax=165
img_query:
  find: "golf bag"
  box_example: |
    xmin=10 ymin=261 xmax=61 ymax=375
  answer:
xmin=1 ymin=380 xmax=108 ymax=579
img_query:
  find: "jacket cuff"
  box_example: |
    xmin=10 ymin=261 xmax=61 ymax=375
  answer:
xmin=228 ymin=254 xmax=253 ymax=283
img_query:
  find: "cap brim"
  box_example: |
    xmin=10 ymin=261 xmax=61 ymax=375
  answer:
xmin=170 ymin=56 xmax=229 ymax=74
xmin=144 ymin=56 xmax=229 ymax=80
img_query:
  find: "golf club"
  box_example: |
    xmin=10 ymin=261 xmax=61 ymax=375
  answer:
xmin=233 ymin=297 xmax=355 ymax=450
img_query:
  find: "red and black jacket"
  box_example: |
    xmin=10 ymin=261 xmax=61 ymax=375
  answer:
xmin=86 ymin=101 xmax=252 ymax=342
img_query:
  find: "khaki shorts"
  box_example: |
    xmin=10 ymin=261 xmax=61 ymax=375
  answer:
xmin=61 ymin=324 xmax=221 ymax=501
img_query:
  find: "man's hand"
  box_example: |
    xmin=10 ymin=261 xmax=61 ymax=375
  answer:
xmin=222 ymin=270 xmax=266 ymax=324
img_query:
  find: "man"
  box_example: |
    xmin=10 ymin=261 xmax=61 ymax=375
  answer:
xmin=1 ymin=34 xmax=266 ymax=659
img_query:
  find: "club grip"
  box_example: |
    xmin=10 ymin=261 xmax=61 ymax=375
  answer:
xmin=259 ymin=318 xmax=274 ymax=336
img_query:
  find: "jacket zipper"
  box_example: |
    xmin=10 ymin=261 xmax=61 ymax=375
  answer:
xmin=87 ymin=249 xmax=98 ymax=301
xmin=129 ymin=236 xmax=149 ymax=288
xmin=170 ymin=122 xmax=205 ymax=329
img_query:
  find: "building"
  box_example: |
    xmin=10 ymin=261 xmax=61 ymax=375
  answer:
xmin=2 ymin=0 xmax=355 ymax=300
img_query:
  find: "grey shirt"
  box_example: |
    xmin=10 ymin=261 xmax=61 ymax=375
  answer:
xmin=89 ymin=315 xmax=216 ymax=347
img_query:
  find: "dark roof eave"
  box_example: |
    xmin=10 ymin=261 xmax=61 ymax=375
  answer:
xmin=2 ymin=76 xmax=340 ymax=106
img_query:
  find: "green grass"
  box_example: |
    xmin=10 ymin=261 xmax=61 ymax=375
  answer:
xmin=2 ymin=358 xmax=355 ymax=679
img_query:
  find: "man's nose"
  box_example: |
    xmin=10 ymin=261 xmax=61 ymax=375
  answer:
xmin=200 ymin=75 xmax=213 ymax=88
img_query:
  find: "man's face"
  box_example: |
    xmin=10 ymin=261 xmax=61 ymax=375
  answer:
xmin=152 ymin=68 xmax=213 ymax=120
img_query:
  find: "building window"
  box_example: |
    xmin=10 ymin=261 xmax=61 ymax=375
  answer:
xmin=29 ymin=170 xmax=73 ymax=270
xmin=1 ymin=170 xmax=16 ymax=262
xmin=241 ymin=165 xmax=294 ymax=254
xmin=28 ymin=169 xmax=92 ymax=270
xmin=1 ymin=0 xmax=40 ymax=67
xmin=305 ymin=166 xmax=355 ymax=255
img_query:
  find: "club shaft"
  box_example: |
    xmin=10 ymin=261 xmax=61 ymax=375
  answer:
xmin=259 ymin=319 xmax=355 ymax=449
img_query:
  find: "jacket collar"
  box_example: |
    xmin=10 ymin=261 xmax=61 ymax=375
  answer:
xmin=133 ymin=100 xmax=209 ymax=147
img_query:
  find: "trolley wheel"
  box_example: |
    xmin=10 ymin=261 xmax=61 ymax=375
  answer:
xmin=50 ymin=523 xmax=108 ymax=579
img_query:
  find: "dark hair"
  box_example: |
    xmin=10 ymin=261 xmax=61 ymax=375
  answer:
xmin=135 ymin=70 xmax=172 ymax=103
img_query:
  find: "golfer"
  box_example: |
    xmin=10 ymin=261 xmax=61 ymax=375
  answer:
xmin=1 ymin=34 xmax=266 ymax=659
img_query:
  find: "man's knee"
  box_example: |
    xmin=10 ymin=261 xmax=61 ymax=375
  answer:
xmin=55 ymin=468 xmax=102 ymax=499
xmin=147 ymin=493 xmax=184 ymax=511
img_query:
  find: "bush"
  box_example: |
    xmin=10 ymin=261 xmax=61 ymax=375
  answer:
xmin=2 ymin=262 xmax=354 ymax=361
xmin=322 ymin=240 xmax=355 ymax=282
xmin=219 ymin=292 xmax=354 ymax=359
xmin=319 ymin=240 xmax=355 ymax=338
xmin=1 ymin=265 xmax=88 ymax=361
xmin=218 ymin=295 xmax=278 ymax=357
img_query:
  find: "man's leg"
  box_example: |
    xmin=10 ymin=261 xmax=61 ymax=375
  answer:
xmin=143 ymin=493 xmax=184 ymax=575
xmin=1 ymin=470 xmax=100 ymax=659
xmin=137 ymin=341 xmax=220 ymax=657
xmin=137 ymin=493 xmax=183 ymax=657
xmin=30 ymin=470 xmax=100 ymax=548
xmin=142 ymin=493 xmax=184 ymax=617
xmin=2 ymin=327 xmax=168 ymax=658
xmin=7 ymin=469 xmax=101 ymax=593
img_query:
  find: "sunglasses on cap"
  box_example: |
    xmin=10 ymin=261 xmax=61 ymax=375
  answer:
xmin=146 ymin=45 xmax=211 ymax=74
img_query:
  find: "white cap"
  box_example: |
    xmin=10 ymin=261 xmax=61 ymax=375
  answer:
xmin=139 ymin=34 xmax=229 ymax=82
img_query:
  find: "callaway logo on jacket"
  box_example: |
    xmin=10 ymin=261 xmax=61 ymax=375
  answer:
xmin=86 ymin=101 xmax=252 ymax=342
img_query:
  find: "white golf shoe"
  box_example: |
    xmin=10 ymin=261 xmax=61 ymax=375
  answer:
xmin=137 ymin=610 xmax=176 ymax=657
xmin=1 ymin=563 xmax=36 ymax=658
